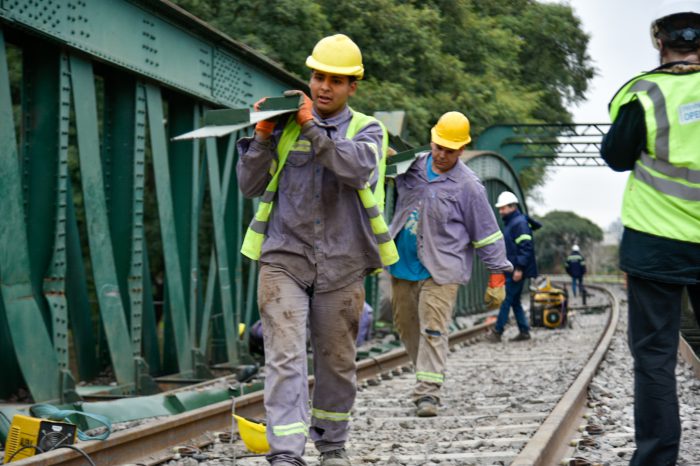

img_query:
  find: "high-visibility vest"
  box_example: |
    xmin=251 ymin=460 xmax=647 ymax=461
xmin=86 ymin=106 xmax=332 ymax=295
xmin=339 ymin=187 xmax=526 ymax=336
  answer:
xmin=609 ymin=69 xmax=700 ymax=243
xmin=240 ymin=109 xmax=399 ymax=265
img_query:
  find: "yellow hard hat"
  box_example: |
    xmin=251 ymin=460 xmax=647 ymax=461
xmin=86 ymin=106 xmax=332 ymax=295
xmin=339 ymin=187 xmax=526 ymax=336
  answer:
xmin=233 ymin=415 xmax=270 ymax=454
xmin=305 ymin=34 xmax=364 ymax=79
xmin=431 ymin=111 xmax=472 ymax=150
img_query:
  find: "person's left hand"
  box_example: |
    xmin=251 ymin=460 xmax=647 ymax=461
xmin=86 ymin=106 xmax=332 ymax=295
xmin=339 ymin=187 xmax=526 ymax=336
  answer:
xmin=284 ymin=90 xmax=314 ymax=126
xmin=252 ymin=97 xmax=275 ymax=138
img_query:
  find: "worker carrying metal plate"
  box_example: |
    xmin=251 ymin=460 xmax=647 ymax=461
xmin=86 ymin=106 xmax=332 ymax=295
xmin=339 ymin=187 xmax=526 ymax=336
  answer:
xmin=236 ymin=33 xmax=395 ymax=466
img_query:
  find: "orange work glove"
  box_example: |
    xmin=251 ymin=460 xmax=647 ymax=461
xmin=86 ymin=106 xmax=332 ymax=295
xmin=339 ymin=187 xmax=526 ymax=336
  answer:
xmin=253 ymin=97 xmax=275 ymax=137
xmin=484 ymin=273 xmax=506 ymax=310
xmin=283 ymin=90 xmax=314 ymax=126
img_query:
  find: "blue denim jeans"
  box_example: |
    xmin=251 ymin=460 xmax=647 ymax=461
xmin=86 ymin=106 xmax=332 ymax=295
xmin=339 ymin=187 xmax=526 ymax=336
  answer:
xmin=571 ymin=276 xmax=583 ymax=296
xmin=494 ymin=275 xmax=530 ymax=334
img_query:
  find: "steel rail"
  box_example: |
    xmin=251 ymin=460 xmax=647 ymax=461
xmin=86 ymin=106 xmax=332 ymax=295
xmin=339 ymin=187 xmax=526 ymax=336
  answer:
xmin=511 ymin=283 xmax=619 ymax=466
xmin=679 ymin=332 xmax=700 ymax=379
xmin=11 ymin=322 xmax=493 ymax=466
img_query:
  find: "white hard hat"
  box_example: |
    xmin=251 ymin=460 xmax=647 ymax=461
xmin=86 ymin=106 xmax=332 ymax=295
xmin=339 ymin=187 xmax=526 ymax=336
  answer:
xmin=572 ymin=244 xmax=580 ymax=252
xmin=495 ymin=191 xmax=519 ymax=208
xmin=650 ymin=0 xmax=700 ymax=49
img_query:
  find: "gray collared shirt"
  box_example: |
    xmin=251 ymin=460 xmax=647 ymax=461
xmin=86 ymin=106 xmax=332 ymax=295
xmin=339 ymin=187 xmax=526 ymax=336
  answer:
xmin=236 ymin=105 xmax=384 ymax=292
xmin=389 ymin=152 xmax=512 ymax=285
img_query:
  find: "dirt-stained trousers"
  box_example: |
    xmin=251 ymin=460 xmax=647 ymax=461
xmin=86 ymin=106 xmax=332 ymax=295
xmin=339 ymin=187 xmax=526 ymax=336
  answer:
xmin=258 ymin=265 xmax=365 ymax=465
xmin=391 ymin=277 xmax=459 ymax=403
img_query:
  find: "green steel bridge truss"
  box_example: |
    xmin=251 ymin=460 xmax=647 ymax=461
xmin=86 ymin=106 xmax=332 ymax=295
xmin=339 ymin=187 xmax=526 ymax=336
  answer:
xmin=476 ymin=123 xmax=612 ymax=169
xmin=0 ymin=0 xmax=527 ymax=403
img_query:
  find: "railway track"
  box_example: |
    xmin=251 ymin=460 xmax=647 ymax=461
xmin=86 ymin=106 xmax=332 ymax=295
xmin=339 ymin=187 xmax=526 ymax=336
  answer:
xmin=8 ymin=283 xmax=699 ymax=466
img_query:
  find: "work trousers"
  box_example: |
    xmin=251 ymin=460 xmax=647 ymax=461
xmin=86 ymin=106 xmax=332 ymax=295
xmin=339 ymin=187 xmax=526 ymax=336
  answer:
xmin=627 ymin=275 xmax=700 ymax=466
xmin=494 ymin=274 xmax=530 ymax=335
xmin=391 ymin=277 xmax=459 ymax=403
xmin=258 ymin=265 xmax=365 ymax=465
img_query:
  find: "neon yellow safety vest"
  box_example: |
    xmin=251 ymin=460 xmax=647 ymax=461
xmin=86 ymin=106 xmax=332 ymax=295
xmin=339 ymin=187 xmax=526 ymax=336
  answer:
xmin=241 ymin=109 xmax=399 ymax=265
xmin=609 ymin=69 xmax=700 ymax=243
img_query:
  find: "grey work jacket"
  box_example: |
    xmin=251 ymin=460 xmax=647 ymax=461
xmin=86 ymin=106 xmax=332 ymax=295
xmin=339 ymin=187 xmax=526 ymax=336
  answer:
xmin=389 ymin=152 xmax=512 ymax=285
xmin=236 ymin=105 xmax=384 ymax=292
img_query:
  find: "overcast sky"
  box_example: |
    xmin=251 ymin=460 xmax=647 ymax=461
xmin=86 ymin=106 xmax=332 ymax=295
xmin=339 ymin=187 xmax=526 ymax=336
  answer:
xmin=533 ymin=0 xmax=661 ymax=230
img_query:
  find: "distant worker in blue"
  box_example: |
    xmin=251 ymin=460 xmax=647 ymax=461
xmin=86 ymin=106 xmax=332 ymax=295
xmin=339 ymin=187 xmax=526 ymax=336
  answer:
xmin=389 ymin=111 xmax=512 ymax=417
xmin=601 ymin=1 xmax=700 ymax=465
xmin=236 ymin=34 xmax=397 ymax=466
xmin=565 ymin=244 xmax=586 ymax=298
xmin=486 ymin=191 xmax=540 ymax=342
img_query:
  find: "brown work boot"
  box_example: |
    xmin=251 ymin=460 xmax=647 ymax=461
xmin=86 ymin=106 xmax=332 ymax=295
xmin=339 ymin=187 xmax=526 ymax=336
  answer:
xmin=485 ymin=329 xmax=502 ymax=343
xmin=510 ymin=332 xmax=531 ymax=342
xmin=415 ymin=396 xmax=439 ymax=417
xmin=320 ymin=448 xmax=350 ymax=466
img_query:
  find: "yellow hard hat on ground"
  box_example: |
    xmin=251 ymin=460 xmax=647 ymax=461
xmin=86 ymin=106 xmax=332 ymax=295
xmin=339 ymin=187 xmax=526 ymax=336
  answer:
xmin=431 ymin=111 xmax=472 ymax=149
xmin=306 ymin=34 xmax=364 ymax=79
xmin=233 ymin=415 xmax=270 ymax=454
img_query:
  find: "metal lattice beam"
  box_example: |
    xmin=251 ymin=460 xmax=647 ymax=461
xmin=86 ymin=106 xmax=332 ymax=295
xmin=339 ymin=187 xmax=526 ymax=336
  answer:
xmin=476 ymin=123 xmax=612 ymax=168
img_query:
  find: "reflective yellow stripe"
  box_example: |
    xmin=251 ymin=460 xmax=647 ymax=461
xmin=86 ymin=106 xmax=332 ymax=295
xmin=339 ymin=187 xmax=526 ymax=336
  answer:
xmin=378 ymin=241 xmax=399 ymax=266
xmin=357 ymin=183 xmax=375 ymax=209
xmin=311 ymin=408 xmax=351 ymax=422
xmin=267 ymin=159 xmax=278 ymax=176
xmin=634 ymin=161 xmax=700 ymax=202
xmin=472 ymin=230 xmax=503 ymax=249
xmin=241 ymin=230 xmax=265 ymax=260
xmin=369 ymin=216 xmax=388 ymax=235
xmin=255 ymin=201 xmax=274 ymax=221
xmin=514 ymin=234 xmax=532 ymax=245
xmin=272 ymin=422 xmax=308 ymax=437
xmin=416 ymin=371 xmax=444 ymax=383
xmin=292 ymin=140 xmax=311 ymax=151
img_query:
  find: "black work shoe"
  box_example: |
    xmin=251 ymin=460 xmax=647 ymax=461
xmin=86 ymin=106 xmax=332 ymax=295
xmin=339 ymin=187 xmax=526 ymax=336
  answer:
xmin=485 ymin=329 xmax=502 ymax=343
xmin=510 ymin=332 xmax=531 ymax=342
xmin=415 ymin=396 xmax=439 ymax=417
xmin=320 ymin=448 xmax=350 ymax=466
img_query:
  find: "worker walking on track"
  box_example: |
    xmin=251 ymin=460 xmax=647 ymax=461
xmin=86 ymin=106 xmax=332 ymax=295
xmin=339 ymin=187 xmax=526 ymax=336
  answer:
xmin=601 ymin=2 xmax=700 ymax=465
xmin=486 ymin=191 xmax=540 ymax=343
xmin=236 ymin=34 xmax=396 ymax=466
xmin=565 ymin=244 xmax=586 ymax=299
xmin=388 ymin=111 xmax=512 ymax=417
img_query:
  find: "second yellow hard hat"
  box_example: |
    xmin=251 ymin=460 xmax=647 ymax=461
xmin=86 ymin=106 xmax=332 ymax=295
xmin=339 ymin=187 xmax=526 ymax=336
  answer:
xmin=233 ymin=415 xmax=270 ymax=454
xmin=306 ymin=34 xmax=364 ymax=79
xmin=431 ymin=111 xmax=472 ymax=149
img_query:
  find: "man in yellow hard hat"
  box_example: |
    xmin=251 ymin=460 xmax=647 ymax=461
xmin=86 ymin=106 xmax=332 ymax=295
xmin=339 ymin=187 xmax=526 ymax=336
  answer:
xmin=388 ymin=111 xmax=512 ymax=417
xmin=236 ymin=34 xmax=395 ymax=466
xmin=601 ymin=2 xmax=700 ymax=464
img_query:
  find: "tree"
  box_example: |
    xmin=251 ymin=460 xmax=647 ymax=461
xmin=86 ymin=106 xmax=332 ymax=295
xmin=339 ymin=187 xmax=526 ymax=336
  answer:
xmin=171 ymin=0 xmax=595 ymax=192
xmin=534 ymin=211 xmax=604 ymax=273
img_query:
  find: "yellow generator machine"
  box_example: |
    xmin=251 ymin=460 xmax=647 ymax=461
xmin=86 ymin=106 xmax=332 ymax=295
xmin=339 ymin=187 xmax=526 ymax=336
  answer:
xmin=530 ymin=277 xmax=569 ymax=329
xmin=3 ymin=414 xmax=76 ymax=463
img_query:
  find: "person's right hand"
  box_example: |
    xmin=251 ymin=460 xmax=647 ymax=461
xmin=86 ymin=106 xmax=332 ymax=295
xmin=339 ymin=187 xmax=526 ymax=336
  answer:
xmin=253 ymin=97 xmax=275 ymax=137
xmin=513 ymin=269 xmax=523 ymax=282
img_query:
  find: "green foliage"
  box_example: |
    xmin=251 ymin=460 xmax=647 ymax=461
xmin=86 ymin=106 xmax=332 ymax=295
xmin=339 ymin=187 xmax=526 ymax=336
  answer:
xmin=535 ymin=210 xmax=604 ymax=273
xmin=172 ymin=0 xmax=594 ymax=191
